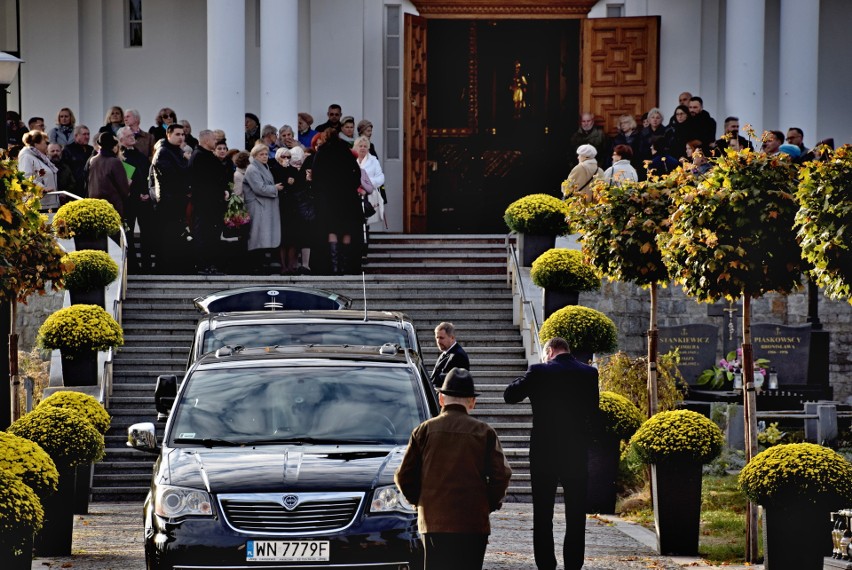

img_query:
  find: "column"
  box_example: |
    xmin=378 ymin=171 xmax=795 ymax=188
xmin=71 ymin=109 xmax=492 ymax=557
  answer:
xmin=724 ymin=0 xmax=765 ymax=137
xmin=259 ymin=0 xmax=298 ymax=129
xmin=779 ymin=0 xmax=819 ymax=146
xmin=207 ymin=0 xmax=246 ymax=148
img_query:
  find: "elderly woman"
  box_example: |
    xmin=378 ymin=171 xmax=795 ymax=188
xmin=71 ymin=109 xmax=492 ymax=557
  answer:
xmin=354 ymin=135 xmax=385 ymax=230
xmin=612 ymin=114 xmax=642 ymax=174
xmin=562 ymin=144 xmax=603 ymax=201
xmin=639 ymin=107 xmax=666 ymax=165
xmin=603 ymin=144 xmax=638 ymax=186
xmin=243 ymin=143 xmax=283 ymax=272
xmin=18 ymin=129 xmax=60 ymax=209
xmin=48 ymin=108 xmax=76 ymax=146
xmin=275 ymin=146 xmax=314 ymax=274
xmin=278 ymin=124 xmax=304 ymax=151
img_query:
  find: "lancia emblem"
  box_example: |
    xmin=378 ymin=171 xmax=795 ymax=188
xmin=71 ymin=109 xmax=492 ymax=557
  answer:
xmin=282 ymin=494 xmax=300 ymax=511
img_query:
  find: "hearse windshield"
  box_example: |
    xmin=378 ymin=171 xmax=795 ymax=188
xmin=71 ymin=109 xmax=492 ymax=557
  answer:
xmin=169 ymin=365 xmax=424 ymax=446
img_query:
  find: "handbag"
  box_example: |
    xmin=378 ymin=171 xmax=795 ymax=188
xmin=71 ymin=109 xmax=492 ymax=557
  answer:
xmin=362 ymin=195 xmax=376 ymax=219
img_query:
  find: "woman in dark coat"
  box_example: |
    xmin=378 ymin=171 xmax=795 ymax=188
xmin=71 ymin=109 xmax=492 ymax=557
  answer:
xmin=87 ymin=132 xmax=130 ymax=218
xmin=310 ymin=128 xmax=361 ymax=274
xmin=664 ymin=105 xmax=691 ymax=159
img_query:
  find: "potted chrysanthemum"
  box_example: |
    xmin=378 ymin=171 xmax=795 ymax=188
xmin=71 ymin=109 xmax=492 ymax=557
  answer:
xmin=504 ymin=193 xmax=571 ymax=266
xmin=739 ymin=443 xmax=852 ymax=569
xmin=62 ymin=249 xmax=119 ymax=308
xmin=8 ymin=406 xmax=105 ymax=556
xmin=0 ymin=470 xmax=44 ymax=570
xmin=52 ymin=198 xmax=122 ymax=251
xmin=37 ymin=304 xmax=124 ymax=386
xmin=38 ymin=390 xmax=112 ymax=514
xmin=531 ymin=248 xmax=600 ymax=318
xmin=629 ymin=409 xmax=724 ymax=555
xmin=539 ymin=305 xmax=617 ymax=364
xmin=587 ymin=391 xmax=643 ymax=514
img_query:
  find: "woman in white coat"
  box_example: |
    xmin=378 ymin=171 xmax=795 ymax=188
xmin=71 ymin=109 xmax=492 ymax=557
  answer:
xmin=243 ymin=143 xmax=283 ymax=272
xmin=354 ymin=136 xmax=386 ymax=229
xmin=17 ymin=130 xmax=60 ymax=210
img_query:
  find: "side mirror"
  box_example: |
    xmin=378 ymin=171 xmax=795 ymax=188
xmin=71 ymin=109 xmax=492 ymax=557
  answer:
xmin=155 ymin=374 xmax=178 ymax=418
xmin=127 ymin=422 xmax=160 ymax=454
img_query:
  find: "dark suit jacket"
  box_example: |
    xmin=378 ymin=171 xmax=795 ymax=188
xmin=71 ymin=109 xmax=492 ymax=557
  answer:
xmin=503 ymin=353 xmax=599 ymax=462
xmin=430 ymin=343 xmax=470 ymax=387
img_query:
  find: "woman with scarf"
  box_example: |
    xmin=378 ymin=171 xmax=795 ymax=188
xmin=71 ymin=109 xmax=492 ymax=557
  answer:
xmin=18 ymin=129 xmax=60 ymax=209
xmin=48 ymin=107 xmax=76 ymax=146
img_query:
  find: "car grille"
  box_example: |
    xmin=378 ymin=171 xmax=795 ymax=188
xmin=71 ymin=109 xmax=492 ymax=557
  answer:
xmin=219 ymin=492 xmax=364 ymax=535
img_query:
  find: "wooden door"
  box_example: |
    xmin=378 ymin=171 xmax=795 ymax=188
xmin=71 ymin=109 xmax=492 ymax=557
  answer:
xmin=404 ymin=14 xmax=428 ymax=233
xmin=581 ymin=16 xmax=660 ymax=136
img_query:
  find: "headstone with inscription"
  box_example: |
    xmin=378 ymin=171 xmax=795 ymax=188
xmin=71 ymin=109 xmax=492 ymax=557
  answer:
xmin=751 ymin=324 xmax=811 ymax=385
xmin=657 ymin=324 xmax=719 ymax=386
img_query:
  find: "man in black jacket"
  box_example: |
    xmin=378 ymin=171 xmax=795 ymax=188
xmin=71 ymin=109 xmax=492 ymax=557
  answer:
xmin=189 ymin=130 xmax=230 ymax=274
xmin=118 ymin=127 xmax=153 ymax=272
xmin=151 ymin=123 xmax=189 ymax=274
xmin=430 ymin=322 xmax=470 ymax=388
xmin=504 ymin=337 xmax=599 ymax=570
xmin=686 ymin=96 xmax=717 ymax=148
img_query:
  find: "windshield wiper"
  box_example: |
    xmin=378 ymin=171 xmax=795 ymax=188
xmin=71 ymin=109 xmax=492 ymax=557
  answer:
xmin=173 ymin=437 xmax=242 ymax=447
xmin=239 ymin=436 xmax=384 ymax=446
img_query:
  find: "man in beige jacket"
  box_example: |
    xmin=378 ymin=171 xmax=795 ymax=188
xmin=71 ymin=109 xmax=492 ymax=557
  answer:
xmin=395 ymin=368 xmax=512 ymax=570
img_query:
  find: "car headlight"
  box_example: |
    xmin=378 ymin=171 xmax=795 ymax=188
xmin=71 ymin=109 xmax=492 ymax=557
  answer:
xmin=370 ymin=484 xmax=415 ymax=514
xmin=155 ymin=485 xmax=213 ymax=519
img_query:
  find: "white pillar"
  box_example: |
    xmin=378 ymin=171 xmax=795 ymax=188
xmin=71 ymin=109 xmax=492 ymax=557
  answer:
xmin=260 ymin=0 xmax=299 ymax=129
xmin=779 ymin=0 xmax=819 ymax=147
xmin=207 ymin=0 xmax=246 ymax=148
xmin=725 ymin=0 xmax=765 ymax=138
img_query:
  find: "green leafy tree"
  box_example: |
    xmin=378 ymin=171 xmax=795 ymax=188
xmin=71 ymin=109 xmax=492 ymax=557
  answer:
xmin=796 ymin=145 xmax=852 ymax=303
xmin=657 ymin=144 xmax=803 ymax=561
xmin=564 ymin=173 xmax=678 ymax=415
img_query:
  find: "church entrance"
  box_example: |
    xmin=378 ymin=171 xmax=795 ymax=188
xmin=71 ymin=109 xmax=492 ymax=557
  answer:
xmin=424 ymin=19 xmax=581 ymax=233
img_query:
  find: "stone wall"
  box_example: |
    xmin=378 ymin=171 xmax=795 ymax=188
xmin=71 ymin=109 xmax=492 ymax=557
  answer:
xmin=578 ymin=282 xmax=852 ymax=403
xmin=15 ymin=287 xmax=64 ymax=352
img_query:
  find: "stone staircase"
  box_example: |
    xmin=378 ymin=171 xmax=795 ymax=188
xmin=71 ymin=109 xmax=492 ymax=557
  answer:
xmin=95 ymin=234 xmax=535 ymax=502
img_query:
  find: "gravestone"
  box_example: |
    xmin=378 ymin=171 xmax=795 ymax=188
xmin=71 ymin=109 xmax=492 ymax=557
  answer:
xmin=751 ymin=324 xmax=811 ymax=385
xmin=657 ymin=324 xmax=719 ymax=386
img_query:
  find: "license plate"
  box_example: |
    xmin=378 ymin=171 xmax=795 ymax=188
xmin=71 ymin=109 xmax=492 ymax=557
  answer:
xmin=246 ymin=540 xmax=330 ymax=562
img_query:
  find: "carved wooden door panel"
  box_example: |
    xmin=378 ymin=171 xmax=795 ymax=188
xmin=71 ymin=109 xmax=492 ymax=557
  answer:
xmin=581 ymin=17 xmax=660 ymax=136
xmin=404 ymin=14 xmax=428 ymax=233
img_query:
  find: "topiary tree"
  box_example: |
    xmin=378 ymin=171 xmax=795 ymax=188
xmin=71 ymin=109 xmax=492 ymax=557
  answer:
xmin=38 ymin=391 xmax=111 ymax=434
xmin=795 ymin=145 xmax=852 ymax=303
xmin=0 ymin=160 xmax=69 ymax=427
xmin=530 ymin=248 xmax=600 ymax=292
xmin=564 ymin=173 xmax=678 ymax=416
xmin=539 ymin=305 xmax=618 ymax=357
xmin=657 ymin=142 xmax=803 ymax=561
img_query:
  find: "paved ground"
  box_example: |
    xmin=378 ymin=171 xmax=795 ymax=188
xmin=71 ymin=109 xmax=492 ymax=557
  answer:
xmin=29 ymin=502 xmax=763 ymax=569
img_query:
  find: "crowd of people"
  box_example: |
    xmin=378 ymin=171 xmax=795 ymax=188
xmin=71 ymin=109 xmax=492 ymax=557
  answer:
xmin=4 ymin=103 xmax=388 ymax=275
xmin=563 ymin=90 xmax=828 ymax=194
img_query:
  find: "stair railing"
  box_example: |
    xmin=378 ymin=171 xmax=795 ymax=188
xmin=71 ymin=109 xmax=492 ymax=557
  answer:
xmin=505 ymin=234 xmax=542 ymax=364
xmin=45 ymin=191 xmax=128 ymax=406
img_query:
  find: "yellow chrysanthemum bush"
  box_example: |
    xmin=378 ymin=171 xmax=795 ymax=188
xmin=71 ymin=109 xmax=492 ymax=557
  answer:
xmin=0 ymin=469 xmax=44 ymax=552
xmin=539 ymin=305 xmax=617 ymax=354
xmin=504 ymin=193 xmax=571 ymax=235
xmin=37 ymin=304 xmax=124 ymax=355
xmin=598 ymin=391 xmax=643 ymax=440
xmin=62 ymin=249 xmax=118 ymax=292
xmin=0 ymin=431 xmax=59 ymax=501
xmin=38 ymin=391 xmax=111 ymax=434
xmin=738 ymin=443 xmax=852 ymax=508
xmin=530 ymin=248 xmax=600 ymax=292
xmin=629 ymin=409 xmax=724 ymax=465
xmin=8 ymin=406 xmax=105 ymax=469
xmin=52 ymin=198 xmax=121 ymax=238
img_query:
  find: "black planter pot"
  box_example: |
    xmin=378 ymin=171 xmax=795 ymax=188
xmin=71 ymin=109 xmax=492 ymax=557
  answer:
xmin=651 ymin=460 xmax=703 ymax=555
xmin=73 ymin=463 xmax=93 ymax=515
xmin=763 ymin=501 xmax=834 ymax=569
xmin=34 ymin=466 xmax=76 ymax=556
xmin=518 ymin=233 xmax=555 ymax=267
xmin=0 ymin=533 xmax=33 ymax=570
xmin=69 ymin=287 xmax=106 ymax=308
xmin=73 ymin=235 xmax=109 ymax=252
xmin=586 ymin=433 xmax=621 ymax=514
xmin=543 ymin=289 xmax=580 ymax=319
xmin=60 ymin=349 xmax=98 ymax=387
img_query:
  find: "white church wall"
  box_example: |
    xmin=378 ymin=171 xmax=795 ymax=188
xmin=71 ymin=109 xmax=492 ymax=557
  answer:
xmin=818 ymin=0 xmax=852 ymax=147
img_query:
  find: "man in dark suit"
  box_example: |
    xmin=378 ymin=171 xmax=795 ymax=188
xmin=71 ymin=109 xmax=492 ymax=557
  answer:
xmin=431 ymin=322 xmax=470 ymax=388
xmin=503 ymin=337 xmax=599 ymax=570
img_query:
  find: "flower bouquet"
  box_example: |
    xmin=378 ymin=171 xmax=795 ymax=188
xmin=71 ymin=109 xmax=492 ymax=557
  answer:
xmin=697 ymin=348 xmax=769 ymax=389
xmin=223 ymin=193 xmax=251 ymax=238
